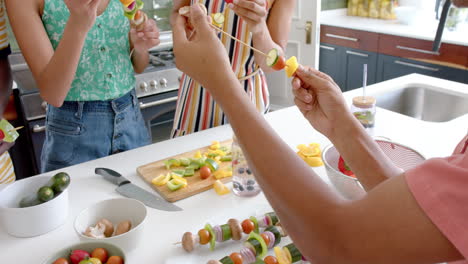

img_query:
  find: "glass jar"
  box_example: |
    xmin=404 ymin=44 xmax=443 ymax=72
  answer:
xmin=351 ymin=96 xmax=376 ymax=128
xmin=231 ymin=137 xmax=261 ymax=197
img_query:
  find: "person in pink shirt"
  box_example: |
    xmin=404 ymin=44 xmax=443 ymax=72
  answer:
xmin=172 ymin=5 xmax=468 ymax=264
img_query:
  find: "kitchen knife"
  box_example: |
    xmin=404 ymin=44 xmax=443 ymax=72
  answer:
xmin=95 ymin=167 xmax=182 ymax=211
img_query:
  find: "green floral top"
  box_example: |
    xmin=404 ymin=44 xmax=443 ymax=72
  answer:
xmin=42 ymin=0 xmax=135 ymax=101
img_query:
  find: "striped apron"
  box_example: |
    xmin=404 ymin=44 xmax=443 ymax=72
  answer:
xmin=171 ymin=0 xmax=272 ymax=137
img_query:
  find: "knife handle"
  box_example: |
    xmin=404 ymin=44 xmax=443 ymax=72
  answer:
xmin=95 ymin=167 xmax=130 ymax=186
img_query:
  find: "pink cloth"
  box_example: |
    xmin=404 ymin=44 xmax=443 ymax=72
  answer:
xmin=406 ymin=134 xmax=468 ymax=262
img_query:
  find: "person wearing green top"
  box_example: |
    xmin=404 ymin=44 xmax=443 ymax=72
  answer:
xmin=6 ymin=0 xmax=160 ymax=172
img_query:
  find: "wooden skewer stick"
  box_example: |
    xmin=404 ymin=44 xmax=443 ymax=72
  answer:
xmin=209 ymin=24 xmax=269 ymax=57
xmin=10 ymin=126 xmax=24 ymax=132
xmin=173 ymin=241 xmax=182 ymax=245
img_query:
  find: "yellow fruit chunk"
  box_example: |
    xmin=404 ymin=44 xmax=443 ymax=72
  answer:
xmin=194 ymin=150 xmax=202 ymax=159
xmin=213 ymin=180 xmax=230 ymax=195
xmin=210 ymin=143 xmax=221 ymax=150
xmin=274 ymin=246 xmax=291 ymax=264
xmin=305 ymin=156 xmax=324 ymax=167
xmin=300 ymin=146 xmax=320 ymax=157
xmin=213 ymin=168 xmax=233 ymax=179
xmin=285 ymin=56 xmax=299 ymax=78
xmin=296 ymin=144 xmax=307 ymax=151
xmin=152 ymin=173 xmax=171 ymax=186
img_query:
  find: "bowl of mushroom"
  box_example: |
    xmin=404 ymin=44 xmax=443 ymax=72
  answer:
xmin=74 ymin=198 xmax=147 ymax=252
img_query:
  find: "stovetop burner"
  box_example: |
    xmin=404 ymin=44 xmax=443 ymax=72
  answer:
xmin=148 ymin=49 xmax=176 ymax=70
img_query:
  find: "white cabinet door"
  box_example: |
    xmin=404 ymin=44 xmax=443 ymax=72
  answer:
xmin=266 ymin=0 xmax=320 ymax=110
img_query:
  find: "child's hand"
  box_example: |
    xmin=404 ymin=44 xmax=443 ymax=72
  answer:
xmin=130 ymin=19 xmax=161 ymax=52
xmin=172 ymin=4 xmax=234 ymax=89
xmin=63 ymin=0 xmax=100 ymax=33
xmin=229 ymin=0 xmax=268 ymax=34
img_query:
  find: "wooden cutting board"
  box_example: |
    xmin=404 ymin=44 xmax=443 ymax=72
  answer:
xmin=136 ymin=140 xmax=233 ymax=202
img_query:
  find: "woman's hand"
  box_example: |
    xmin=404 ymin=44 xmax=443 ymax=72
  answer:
xmin=130 ymin=19 xmax=161 ymax=53
xmin=63 ymin=0 xmax=100 ymax=33
xmin=292 ymin=66 xmax=354 ymax=139
xmin=172 ymin=4 xmax=234 ymax=89
xmin=229 ymin=0 xmax=268 ymax=34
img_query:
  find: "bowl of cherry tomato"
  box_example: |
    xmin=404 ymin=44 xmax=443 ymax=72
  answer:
xmin=322 ymin=139 xmax=425 ymax=200
xmin=43 ymin=242 xmax=125 ymax=264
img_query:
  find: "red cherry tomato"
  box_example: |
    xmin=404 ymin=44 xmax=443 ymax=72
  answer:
xmin=200 ymin=166 xmax=211 ymax=180
xmin=229 ymin=252 xmax=243 ymax=264
xmin=264 ymin=256 xmax=279 ymax=264
xmin=260 ymin=233 xmax=270 ymax=246
xmin=271 ymin=56 xmax=286 ymax=71
xmin=53 ymin=258 xmax=70 ymax=264
xmin=107 ymin=256 xmax=124 ymax=264
xmin=198 ymin=229 xmax=211 ymax=245
xmin=241 ymin=219 xmax=255 ymax=234
xmin=91 ymin=248 xmax=109 ymax=263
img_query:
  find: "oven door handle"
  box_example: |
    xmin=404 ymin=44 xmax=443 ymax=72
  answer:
xmin=139 ymin=96 xmax=178 ymax=109
xmin=33 ymin=125 xmax=46 ymax=133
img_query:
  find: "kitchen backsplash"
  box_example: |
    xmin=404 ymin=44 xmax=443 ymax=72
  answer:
xmin=322 ymin=0 xmax=348 ymax=10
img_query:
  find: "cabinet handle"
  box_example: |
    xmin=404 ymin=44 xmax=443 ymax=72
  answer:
xmin=346 ymin=50 xmax=369 ymax=57
xmin=394 ymin=60 xmax=440 ymax=72
xmin=33 ymin=125 xmax=46 ymax=133
xmin=139 ymin=96 xmax=178 ymax=109
xmin=325 ymin=33 xmax=358 ymax=42
xmin=320 ymin=45 xmax=335 ymax=51
xmin=396 ymin=45 xmax=440 ymax=55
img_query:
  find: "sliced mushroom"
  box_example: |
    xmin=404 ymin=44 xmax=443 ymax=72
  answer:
xmin=114 ymin=220 xmax=132 ymax=236
xmin=96 ymin=218 xmax=114 ymax=237
xmin=83 ymin=222 xmax=106 ymax=238
xmin=182 ymin=232 xmax=196 ymax=252
xmin=228 ymin=218 xmax=242 ymax=241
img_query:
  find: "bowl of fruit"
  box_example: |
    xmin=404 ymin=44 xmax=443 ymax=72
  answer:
xmin=74 ymin=198 xmax=147 ymax=252
xmin=44 ymin=242 xmax=125 ymax=264
xmin=322 ymin=139 xmax=425 ymax=199
xmin=0 ymin=172 xmax=71 ymax=237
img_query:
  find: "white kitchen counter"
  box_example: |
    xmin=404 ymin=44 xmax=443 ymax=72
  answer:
xmin=321 ymin=9 xmax=468 ymax=46
xmin=1 ymin=74 xmax=467 ymax=263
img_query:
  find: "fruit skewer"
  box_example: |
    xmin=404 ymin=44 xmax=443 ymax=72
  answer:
xmin=179 ymin=212 xmax=284 ymax=252
xmin=208 ymin=243 xmax=307 ymax=264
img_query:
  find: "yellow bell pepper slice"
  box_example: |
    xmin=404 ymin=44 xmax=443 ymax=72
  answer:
xmin=171 ymin=174 xmax=188 ymax=186
xmin=194 ymin=150 xmax=202 ymax=159
xmin=285 ymin=56 xmax=299 ymax=78
xmin=152 ymin=173 xmax=171 ymax=186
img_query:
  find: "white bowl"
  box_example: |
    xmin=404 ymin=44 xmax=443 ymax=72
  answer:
xmin=42 ymin=241 xmax=126 ymax=264
xmin=0 ymin=175 xmax=69 ymax=237
xmin=74 ymin=198 xmax=147 ymax=252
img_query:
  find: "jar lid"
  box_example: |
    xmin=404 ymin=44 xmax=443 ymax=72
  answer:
xmin=352 ymin=96 xmax=376 ymax=109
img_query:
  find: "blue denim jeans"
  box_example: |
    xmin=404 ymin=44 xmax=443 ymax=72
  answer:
xmin=41 ymin=89 xmax=150 ymax=173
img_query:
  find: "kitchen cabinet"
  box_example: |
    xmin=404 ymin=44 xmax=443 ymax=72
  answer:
xmin=377 ymin=54 xmax=467 ymax=84
xmin=319 ymin=44 xmax=343 ymax=88
xmin=342 ymin=47 xmax=378 ymax=91
xmin=319 ymin=25 xmax=468 ymax=88
xmin=319 ymin=43 xmax=378 ymax=91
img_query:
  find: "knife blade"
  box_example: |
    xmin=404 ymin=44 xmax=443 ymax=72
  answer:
xmin=95 ymin=167 xmax=182 ymax=211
